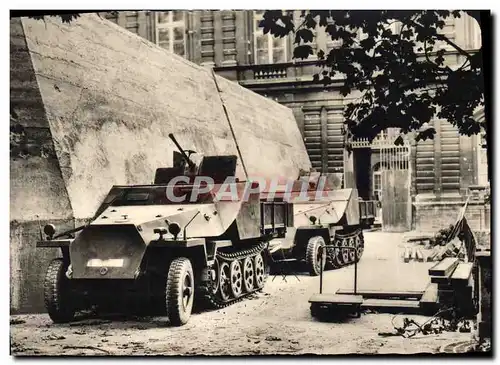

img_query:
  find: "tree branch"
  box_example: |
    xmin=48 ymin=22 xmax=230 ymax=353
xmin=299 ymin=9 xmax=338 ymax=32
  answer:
xmin=409 ymin=18 xmax=474 ymax=61
xmin=423 ymin=39 xmax=454 ymax=73
xmin=457 ymin=57 xmax=471 ymax=71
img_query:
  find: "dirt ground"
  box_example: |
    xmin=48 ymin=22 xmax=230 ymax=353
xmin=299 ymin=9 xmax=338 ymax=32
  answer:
xmin=10 ymin=231 xmax=476 ymax=356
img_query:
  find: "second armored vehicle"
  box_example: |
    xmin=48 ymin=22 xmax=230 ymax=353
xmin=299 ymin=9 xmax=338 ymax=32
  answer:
xmin=266 ymin=174 xmax=376 ymax=276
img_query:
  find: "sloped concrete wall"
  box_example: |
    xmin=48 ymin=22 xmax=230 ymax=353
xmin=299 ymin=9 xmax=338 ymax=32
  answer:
xmin=21 ymin=14 xmax=310 ymax=220
xmin=10 ymin=14 xmax=311 ymax=312
xmin=10 ymin=18 xmax=75 ymax=313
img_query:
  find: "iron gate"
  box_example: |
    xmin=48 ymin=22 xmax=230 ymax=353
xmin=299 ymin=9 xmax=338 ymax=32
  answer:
xmin=379 ymin=141 xmax=412 ymax=232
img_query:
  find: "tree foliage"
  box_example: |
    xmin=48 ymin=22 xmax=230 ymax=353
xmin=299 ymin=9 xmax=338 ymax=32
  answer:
xmin=27 ymin=14 xmax=82 ymax=24
xmin=22 ymin=10 xmax=488 ymax=177
xmin=260 ymin=10 xmax=486 ymax=150
xmin=25 ymin=12 xmax=121 ymax=24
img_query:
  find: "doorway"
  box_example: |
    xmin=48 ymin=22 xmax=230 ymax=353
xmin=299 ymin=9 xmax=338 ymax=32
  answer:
xmin=372 ymin=165 xmax=383 ymax=225
xmin=378 ymin=143 xmax=412 ymax=232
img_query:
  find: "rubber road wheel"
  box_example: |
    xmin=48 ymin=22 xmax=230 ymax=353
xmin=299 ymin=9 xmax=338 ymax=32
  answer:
xmin=305 ymin=236 xmax=326 ymax=276
xmin=44 ymin=258 xmax=75 ymax=323
xmin=166 ymin=257 xmax=195 ymax=326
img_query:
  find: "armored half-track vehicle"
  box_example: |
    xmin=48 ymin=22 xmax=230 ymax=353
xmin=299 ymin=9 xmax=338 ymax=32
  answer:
xmin=37 ymin=134 xmax=293 ymax=326
xmin=266 ymin=174 xmax=376 ymax=276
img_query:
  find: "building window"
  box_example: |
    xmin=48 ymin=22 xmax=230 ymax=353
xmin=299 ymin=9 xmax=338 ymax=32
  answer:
xmin=478 ymin=129 xmax=488 ymax=186
xmin=253 ymin=11 xmax=288 ymax=64
xmin=375 ymin=128 xmax=400 ymax=142
xmin=373 ymin=169 xmax=382 ymax=201
xmin=155 ymin=11 xmax=186 ymax=56
xmin=372 ymin=165 xmax=384 ymax=223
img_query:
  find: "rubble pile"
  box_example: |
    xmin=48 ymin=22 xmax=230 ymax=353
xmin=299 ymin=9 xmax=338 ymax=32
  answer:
xmin=425 ymin=224 xmax=467 ymax=262
xmin=405 ymin=224 xmax=467 ymax=263
xmin=426 ymin=238 xmax=466 ymax=262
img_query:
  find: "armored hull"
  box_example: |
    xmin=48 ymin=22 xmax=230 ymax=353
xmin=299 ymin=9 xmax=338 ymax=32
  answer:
xmin=265 ymin=176 xmax=374 ymax=276
xmin=37 ymin=143 xmax=293 ymax=325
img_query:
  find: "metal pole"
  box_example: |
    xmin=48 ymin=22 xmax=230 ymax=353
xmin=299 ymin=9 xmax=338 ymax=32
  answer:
xmin=319 ymin=246 xmax=324 ymax=294
xmin=354 ymin=249 xmax=358 ymax=295
xmin=211 ymin=69 xmax=249 ymax=180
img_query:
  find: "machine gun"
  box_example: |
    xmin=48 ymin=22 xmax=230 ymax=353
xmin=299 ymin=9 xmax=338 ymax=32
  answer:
xmin=168 ymin=133 xmax=197 ymax=172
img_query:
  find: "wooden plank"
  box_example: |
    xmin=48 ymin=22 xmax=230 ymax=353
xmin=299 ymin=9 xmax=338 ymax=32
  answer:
xmin=361 ymin=298 xmax=421 ymax=310
xmin=443 ymin=244 xmax=456 ymax=258
xmin=451 ymin=262 xmax=474 ymax=284
xmin=403 ymin=247 xmax=410 ymax=263
xmin=438 ymin=290 xmax=456 ymax=304
xmin=438 ymin=289 xmax=455 ymax=295
xmin=336 ymin=289 xmax=423 ymax=299
xmin=427 ymin=246 xmax=440 ymax=262
xmin=406 ymin=236 xmax=432 ymax=243
xmin=415 ymin=248 xmax=424 ymax=262
xmin=409 ymin=247 xmax=416 ymax=260
xmin=420 ymin=283 xmax=438 ymax=306
xmin=431 ymin=276 xmax=450 ymax=285
xmin=309 ymin=294 xmax=363 ymax=305
xmin=435 ymin=245 xmax=450 ymax=261
xmin=441 ymin=245 xmax=454 ymax=259
xmin=437 ymin=282 xmax=453 ymax=290
xmin=428 ymin=257 xmax=460 ymax=276
xmin=453 ymin=285 xmax=473 ymax=297
xmin=439 ymin=287 xmax=474 ymax=300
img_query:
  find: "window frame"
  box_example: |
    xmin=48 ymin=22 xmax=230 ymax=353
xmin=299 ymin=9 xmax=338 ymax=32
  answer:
xmin=373 ymin=169 xmax=382 ymax=200
xmin=253 ymin=11 xmax=288 ymax=64
xmin=155 ymin=11 xmax=187 ymax=56
xmin=477 ymin=129 xmax=488 ymax=186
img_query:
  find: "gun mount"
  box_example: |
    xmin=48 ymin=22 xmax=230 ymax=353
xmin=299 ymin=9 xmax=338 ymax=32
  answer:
xmin=168 ymin=133 xmax=196 ymax=171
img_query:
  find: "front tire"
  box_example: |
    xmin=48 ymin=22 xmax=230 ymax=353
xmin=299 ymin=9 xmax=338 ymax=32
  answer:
xmin=306 ymin=236 xmax=326 ymax=276
xmin=166 ymin=257 xmax=194 ymax=326
xmin=44 ymin=258 xmax=75 ymax=323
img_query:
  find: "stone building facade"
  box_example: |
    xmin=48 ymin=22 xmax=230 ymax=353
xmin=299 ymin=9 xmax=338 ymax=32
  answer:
xmin=102 ymin=10 xmax=488 ymax=232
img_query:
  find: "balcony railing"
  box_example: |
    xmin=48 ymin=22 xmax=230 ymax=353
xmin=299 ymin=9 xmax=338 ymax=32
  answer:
xmin=351 ymin=135 xmax=410 ymax=149
xmin=213 ymin=49 xmax=474 ymax=89
xmin=214 ymin=59 xmax=341 ymax=87
xmin=253 ymin=65 xmax=287 ymax=79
